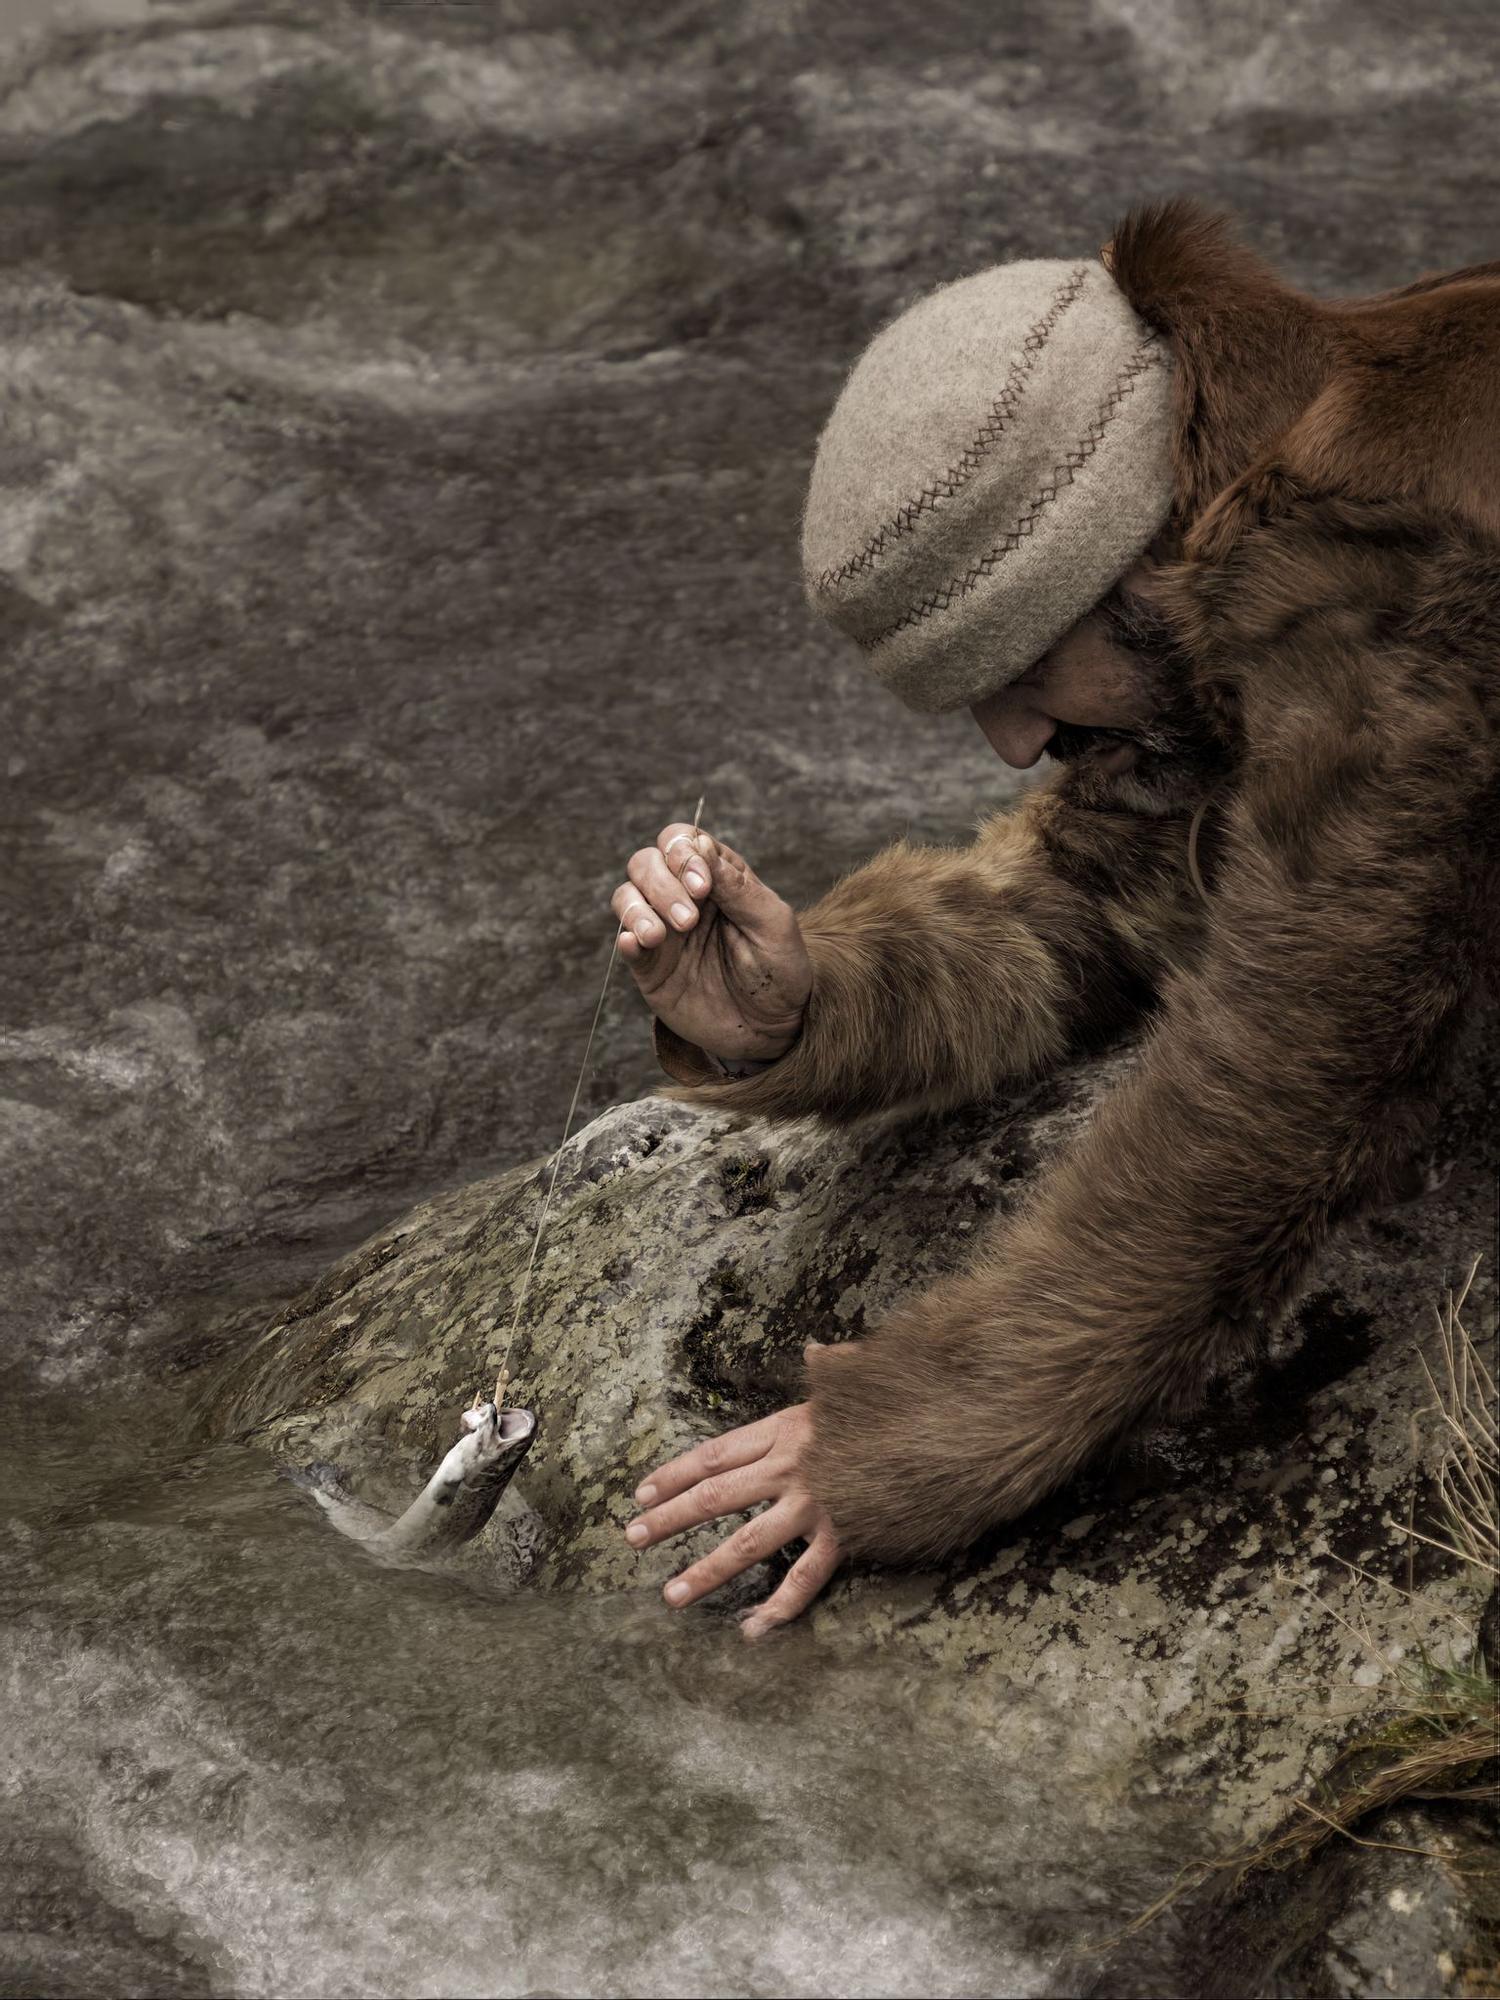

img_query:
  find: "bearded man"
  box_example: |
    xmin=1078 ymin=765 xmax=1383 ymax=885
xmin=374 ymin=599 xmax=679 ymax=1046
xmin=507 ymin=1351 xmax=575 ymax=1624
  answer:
xmin=606 ymin=198 xmax=1500 ymax=1639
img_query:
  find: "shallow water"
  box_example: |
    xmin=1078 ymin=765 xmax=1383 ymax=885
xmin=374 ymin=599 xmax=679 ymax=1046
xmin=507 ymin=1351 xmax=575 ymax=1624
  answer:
xmin=3 ymin=1385 xmax=1182 ymax=1998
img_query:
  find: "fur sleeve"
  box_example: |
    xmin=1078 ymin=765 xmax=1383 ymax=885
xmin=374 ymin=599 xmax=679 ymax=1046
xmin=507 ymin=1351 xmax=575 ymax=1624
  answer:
xmin=804 ymin=490 xmax=1498 ymax=1562
xmin=652 ymin=777 xmax=1208 ymax=1125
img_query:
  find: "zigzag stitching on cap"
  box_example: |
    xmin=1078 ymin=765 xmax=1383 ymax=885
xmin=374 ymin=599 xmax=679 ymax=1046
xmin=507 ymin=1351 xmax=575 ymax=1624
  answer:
xmin=814 ymin=265 xmax=1090 ymax=594
xmin=857 ymin=338 xmax=1165 ymax=652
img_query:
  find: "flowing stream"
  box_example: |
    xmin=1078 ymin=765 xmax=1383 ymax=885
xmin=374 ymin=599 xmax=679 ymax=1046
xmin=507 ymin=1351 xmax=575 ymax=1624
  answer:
xmin=0 ymin=1351 xmax=1204 ymax=1999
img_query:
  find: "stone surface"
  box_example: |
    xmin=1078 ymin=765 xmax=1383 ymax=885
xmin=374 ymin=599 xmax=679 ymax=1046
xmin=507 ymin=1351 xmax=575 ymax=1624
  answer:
xmin=1275 ymin=1808 xmax=1499 ymax=1999
xmin=1083 ymin=1805 xmax=1500 ymax=1997
xmin=6 ymin=0 xmax=1500 ymax=1381
xmin=224 ymin=1010 xmax=1499 ymax=1863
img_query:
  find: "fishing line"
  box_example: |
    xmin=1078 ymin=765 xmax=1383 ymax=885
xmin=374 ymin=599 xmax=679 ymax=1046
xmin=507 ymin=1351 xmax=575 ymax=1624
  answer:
xmin=492 ymin=796 xmax=705 ymax=1401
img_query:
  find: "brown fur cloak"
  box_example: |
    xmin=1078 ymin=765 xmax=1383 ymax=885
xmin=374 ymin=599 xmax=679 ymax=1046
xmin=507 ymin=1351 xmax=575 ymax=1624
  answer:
xmin=654 ymin=199 xmax=1500 ymax=1563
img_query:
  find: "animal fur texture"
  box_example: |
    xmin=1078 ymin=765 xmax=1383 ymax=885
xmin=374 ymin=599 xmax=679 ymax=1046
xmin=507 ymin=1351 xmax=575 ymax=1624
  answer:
xmin=654 ymin=199 xmax=1500 ymax=1563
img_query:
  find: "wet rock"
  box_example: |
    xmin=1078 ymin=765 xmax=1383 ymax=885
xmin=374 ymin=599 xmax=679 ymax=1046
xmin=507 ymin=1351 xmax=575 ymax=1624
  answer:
xmin=1090 ymin=1805 xmax=1500 ymax=1998
xmin=1275 ymin=1807 xmax=1499 ymax=1999
xmin=222 ymin=1004 xmax=1500 ymax=1875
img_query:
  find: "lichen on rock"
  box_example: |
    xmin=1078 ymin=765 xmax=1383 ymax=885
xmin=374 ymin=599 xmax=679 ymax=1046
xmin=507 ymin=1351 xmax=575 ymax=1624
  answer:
xmin=221 ymin=1013 xmax=1498 ymax=1884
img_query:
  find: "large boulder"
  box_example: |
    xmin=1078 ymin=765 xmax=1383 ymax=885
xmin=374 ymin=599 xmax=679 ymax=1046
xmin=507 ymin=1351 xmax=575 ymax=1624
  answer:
xmin=218 ymin=1016 xmax=1499 ymax=1879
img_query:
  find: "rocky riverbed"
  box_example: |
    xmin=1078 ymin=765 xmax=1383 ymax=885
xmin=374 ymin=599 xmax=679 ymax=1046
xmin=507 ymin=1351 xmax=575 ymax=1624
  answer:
xmin=3 ymin=2 xmax=1498 ymax=1995
xmin=217 ymin=1032 xmax=1499 ymax=1992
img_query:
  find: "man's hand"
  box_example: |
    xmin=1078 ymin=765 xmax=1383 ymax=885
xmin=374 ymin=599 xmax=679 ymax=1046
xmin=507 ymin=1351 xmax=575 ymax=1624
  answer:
xmin=609 ymin=823 xmax=812 ymax=1065
xmin=624 ymin=1402 xmax=842 ymax=1641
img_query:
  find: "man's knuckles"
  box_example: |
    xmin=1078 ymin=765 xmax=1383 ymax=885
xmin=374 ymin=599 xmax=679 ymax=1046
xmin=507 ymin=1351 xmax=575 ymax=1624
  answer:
xmin=629 ymin=849 xmax=701 ymax=929
xmin=692 ymin=1473 xmax=739 ymax=1514
xmin=660 ymin=827 xmax=715 ymax=896
xmin=657 ymin=822 xmax=698 ymax=862
xmin=728 ymin=1518 xmax=769 ymax=1561
xmin=610 ymin=882 xmax=662 ymax=944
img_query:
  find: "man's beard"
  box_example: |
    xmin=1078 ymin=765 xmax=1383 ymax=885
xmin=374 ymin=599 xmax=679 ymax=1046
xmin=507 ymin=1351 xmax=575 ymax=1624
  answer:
xmin=1045 ymin=585 xmax=1227 ymax=810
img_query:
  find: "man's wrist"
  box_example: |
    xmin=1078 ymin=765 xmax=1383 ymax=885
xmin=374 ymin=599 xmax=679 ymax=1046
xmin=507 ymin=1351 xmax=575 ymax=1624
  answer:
xmin=704 ymin=1018 xmax=804 ymax=1078
xmin=704 ymin=1049 xmax=780 ymax=1079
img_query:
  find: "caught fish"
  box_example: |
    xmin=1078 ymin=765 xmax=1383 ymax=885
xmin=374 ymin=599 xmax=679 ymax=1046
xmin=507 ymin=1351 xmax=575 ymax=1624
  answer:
xmin=300 ymin=1400 xmax=538 ymax=1563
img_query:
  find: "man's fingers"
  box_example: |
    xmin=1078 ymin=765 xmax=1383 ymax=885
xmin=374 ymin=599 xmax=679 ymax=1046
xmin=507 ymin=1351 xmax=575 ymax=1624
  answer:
xmin=647 ymin=823 xmax=786 ymax=940
xmin=739 ymin=1529 xmax=841 ymax=1643
xmin=684 ymin=837 xmax=781 ymax=936
xmin=610 ymin=880 xmax=660 ymax=947
xmin=657 ymin=822 xmax=715 ymax=897
xmin=632 ymin=1411 xmax=782 ymax=1507
xmin=628 ymin=844 xmax=705 ymax=934
xmin=660 ymin=1496 xmax=805 ymax=1609
xmin=625 ymin=1458 xmax=779 ymax=1548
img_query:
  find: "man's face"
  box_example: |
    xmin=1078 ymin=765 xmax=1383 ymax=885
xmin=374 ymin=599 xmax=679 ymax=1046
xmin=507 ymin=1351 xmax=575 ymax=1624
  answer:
xmin=968 ymin=558 xmax=1158 ymax=777
xmin=967 ymin=557 xmax=1220 ymax=807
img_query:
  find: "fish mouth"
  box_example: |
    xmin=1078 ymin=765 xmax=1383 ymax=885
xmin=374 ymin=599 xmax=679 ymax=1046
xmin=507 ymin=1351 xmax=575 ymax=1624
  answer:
xmin=497 ymin=1406 xmax=536 ymax=1445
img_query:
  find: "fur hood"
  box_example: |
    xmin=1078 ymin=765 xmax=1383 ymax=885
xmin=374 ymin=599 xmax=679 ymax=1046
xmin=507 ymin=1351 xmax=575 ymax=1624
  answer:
xmin=1104 ymin=198 xmax=1500 ymax=554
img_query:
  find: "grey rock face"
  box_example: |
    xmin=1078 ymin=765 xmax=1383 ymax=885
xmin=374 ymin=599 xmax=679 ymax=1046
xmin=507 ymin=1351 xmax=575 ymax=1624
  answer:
xmin=1086 ymin=1805 xmax=1500 ymax=1998
xmin=7 ymin=0 xmax=1500 ymax=1379
xmin=1278 ymin=1808 xmax=1498 ymax=1999
xmin=225 ymin=1015 xmax=1499 ymax=1870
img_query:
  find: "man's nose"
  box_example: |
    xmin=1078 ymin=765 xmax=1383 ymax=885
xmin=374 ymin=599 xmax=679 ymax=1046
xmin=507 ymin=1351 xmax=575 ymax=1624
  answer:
xmin=971 ymin=690 xmax=1056 ymax=769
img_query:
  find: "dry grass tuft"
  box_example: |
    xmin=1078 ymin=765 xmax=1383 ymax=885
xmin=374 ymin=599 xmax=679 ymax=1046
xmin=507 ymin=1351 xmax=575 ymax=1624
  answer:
xmin=1408 ymin=1256 xmax=1498 ymax=1589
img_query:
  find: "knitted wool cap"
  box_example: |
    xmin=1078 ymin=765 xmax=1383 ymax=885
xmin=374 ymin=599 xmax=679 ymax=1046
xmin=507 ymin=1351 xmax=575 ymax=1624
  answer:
xmin=802 ymin=257 xmax=1177 ymax=713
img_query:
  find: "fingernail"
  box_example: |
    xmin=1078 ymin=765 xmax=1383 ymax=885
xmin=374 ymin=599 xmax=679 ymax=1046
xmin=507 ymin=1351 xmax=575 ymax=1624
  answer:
xmin=636 ymin=922 xmax=656 ymax=942
xmin=671 ymin=901 xmax=693 ymax=926
xmin=685 ymin=869 xmax=707 ymax=892
xmin=665 ymin=1580 xmax=690 ymax=1605
xmin=636 ymin=1482 xmax=658 ymax=1505
xmin=625 ymin=1521 xmax=648 ymax=1546
xmin=740 ymin=1618 xmax=766 ymax=1644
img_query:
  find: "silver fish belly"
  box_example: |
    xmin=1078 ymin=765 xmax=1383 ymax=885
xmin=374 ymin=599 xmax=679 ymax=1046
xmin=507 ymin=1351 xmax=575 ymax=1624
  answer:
xmin=307 ymin=1403 xmax=538 ymax=1562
